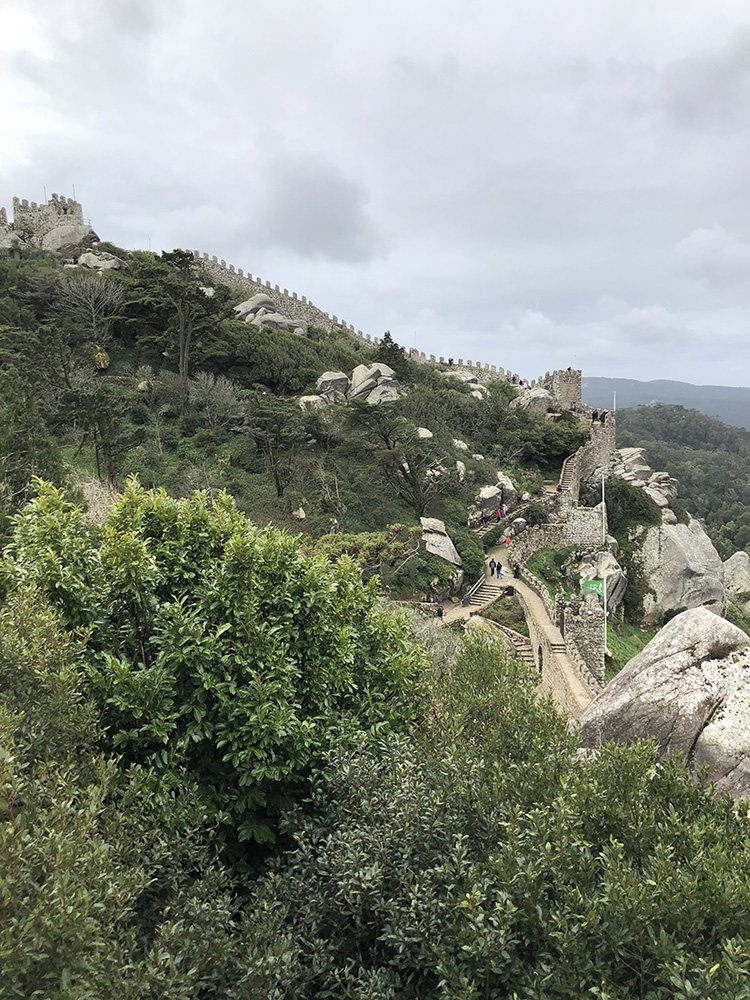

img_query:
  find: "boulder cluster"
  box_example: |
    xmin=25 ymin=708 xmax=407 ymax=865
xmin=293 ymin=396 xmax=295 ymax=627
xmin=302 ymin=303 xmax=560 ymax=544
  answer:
xmin=509 ymin=385 xmax=554 ymax=413
xmin=610 ymin=447 xmax=678 ymax=520
xmin=298 ymin=363 xmax=400 ymax=409
xmin=467 ymin=475 xmax=519 ymax=529
xmin=444 ymin=370 xmax=490 ymax=400
xmin=77 ymin=250 xmax=128 ymax=271
xmin=234 ymin=293 xmax=305 ymax=336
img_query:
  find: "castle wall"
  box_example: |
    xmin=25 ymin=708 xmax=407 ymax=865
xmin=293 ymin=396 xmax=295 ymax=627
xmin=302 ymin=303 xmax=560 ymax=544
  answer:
xmin=563 ymin=597 xmax=606 ymax=685
xmin=577 ymin=416 xmax=617 ymax=481
xmin=188 ymin=252 xmax=570 ymax=390
xmin=11 ymin=194 xmax=84 ymax=240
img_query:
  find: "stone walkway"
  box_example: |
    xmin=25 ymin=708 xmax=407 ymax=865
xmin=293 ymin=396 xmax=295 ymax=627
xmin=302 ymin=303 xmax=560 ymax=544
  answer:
xmin=441 ymin=542 xmax=593 ymax=719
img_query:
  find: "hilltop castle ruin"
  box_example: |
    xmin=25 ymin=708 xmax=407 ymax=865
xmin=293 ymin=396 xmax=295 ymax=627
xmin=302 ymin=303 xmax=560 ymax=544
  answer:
xmin=0 ymin=193 xmax=99 ymax=256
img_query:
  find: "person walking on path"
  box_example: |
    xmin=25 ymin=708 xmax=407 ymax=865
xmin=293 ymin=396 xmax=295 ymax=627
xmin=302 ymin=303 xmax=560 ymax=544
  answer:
xmin=437 ymin=604 xmax=444 ymax=621
xmin=513 ymin=562 xmax=520 ymax=579
xmin=488 ymin=557 xmax=496 ymax=577
xmin=496 ymin=508 xmax=502 ymax=522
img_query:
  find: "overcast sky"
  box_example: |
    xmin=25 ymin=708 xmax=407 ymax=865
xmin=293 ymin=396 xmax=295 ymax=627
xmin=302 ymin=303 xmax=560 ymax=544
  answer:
xmin=2 ymin=0 xmax=750 ymax=386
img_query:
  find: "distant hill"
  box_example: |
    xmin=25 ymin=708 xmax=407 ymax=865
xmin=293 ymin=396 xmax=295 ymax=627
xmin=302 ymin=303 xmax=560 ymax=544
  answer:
xmin=582 ymin=377 xmax=750 ymax=431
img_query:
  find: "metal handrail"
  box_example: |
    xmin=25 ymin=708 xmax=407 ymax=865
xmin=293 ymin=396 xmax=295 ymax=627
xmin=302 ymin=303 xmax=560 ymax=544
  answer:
xmin=462 ymin=572 xmax=486 ymax=607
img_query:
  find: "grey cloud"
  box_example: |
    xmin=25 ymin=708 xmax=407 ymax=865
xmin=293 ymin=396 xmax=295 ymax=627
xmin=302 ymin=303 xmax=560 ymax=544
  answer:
xmin=660 ymin=26 xmax=750 ymax=130
xmin=250 ymin=153 xmax=385 ymax=263
xmin=676 ymin=227 xmax=750 ymax=288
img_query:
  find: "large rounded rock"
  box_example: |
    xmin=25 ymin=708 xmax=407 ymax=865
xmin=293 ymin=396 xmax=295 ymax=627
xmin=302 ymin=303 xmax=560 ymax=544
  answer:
xmin=724 ymin=551 xmax=750 ymax=613
xmin=420 ymin=517 xmax=462 ymax=567
xmin=509 ymin=387 xmax=555 ymax=413
xmin=251 ymin=311 xmax=298 ymax=332
xmin=79 ymin=250 xmax=128 ymax=270
xmin=316 ymin=371 xmax=350 ymax=397
xmin=496 ymin=472 xmax=518 ymax=509
xmin=234 ymin=293 xmax=276 ymax=318
xmin=41 ymin=223 xmax=99 ymax=256
xmin=580 ymin=608 xmax=750 ymax=800
xmin=633 ymin=519 xmax=725 ymax=623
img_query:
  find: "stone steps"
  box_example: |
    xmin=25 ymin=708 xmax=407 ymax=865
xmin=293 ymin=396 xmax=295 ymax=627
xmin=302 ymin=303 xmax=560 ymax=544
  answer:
xmin=468 ymin=581 xmax=505 ymax=605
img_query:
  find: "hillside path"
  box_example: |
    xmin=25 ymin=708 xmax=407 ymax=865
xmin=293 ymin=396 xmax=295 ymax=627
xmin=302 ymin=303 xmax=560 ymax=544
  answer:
xmin=442 ymin=543 xmax=593 ymax=718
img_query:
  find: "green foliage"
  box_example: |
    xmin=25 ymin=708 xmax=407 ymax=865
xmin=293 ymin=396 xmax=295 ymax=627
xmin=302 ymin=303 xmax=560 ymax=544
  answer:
xmin=479 ymin=594 xmax=529 ymax=635
xmin=605 ymin=621 xmax=658 ymax=681
xmin=375 ymin=330 xmax=412 ymax=379
xmin=725 ymin=601 xmax=750 ymax=637
xmin=450 ymin=525 xmax=485 ymax=581
xmin=583 ymin=476 xmax=662 ymax=545
xmin=1 ymin=480 xmax=426 ymax=859
xmin=0 ymin=590 xmax=245 ymax=999
xmin=526 ymin=545 xmax=577 ymax=598
xmin=0 ymin=365 xmax=64 ymax=538
xmin=237 ymin=639 xmax=750 ymax=998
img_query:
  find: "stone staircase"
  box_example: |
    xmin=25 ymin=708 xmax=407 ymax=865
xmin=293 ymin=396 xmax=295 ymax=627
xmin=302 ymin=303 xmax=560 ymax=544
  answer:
xmin=557 ymin=454 xmax=577 ymax=494
xmin=504 ymin=629 xmax=536 ymax=668
xmin=466 ymin=576 xmax=506 ymax=607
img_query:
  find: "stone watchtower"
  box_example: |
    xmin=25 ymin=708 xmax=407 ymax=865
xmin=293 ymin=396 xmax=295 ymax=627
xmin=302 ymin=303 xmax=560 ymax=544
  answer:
xmin=0 ymin=193 xmax=98 ymax=256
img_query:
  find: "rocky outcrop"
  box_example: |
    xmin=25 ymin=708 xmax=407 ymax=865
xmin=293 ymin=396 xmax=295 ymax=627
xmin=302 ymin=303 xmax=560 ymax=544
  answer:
xmin=420 ymin=517 xmax=462 ymax=567
xmin=580 ymin=607 xmax=750 ymax=801
xmin=607 ymin=448 xmax=678 ymax=522
xmin=467 ymin=479 xmax=518 ymax=528
xmin=633 ymin=519 xmax=725 ymax=623
xmin=496 ymin=472 xmax=519 ymax=509
xmin=724 ymin=552 xmax=750 ymax=614
xmin=417 ymin=427 xmax=433 ymax=439
xmin=316 ymin=371 xmax=350 ymax=404
xmin=296 ymin=395 xmax=328 ymax=410
xmin=348 ymin=363 xmax=400 ymax=404
xmin=39 ymin=224 xmax=99 ymax=257
xmin=234 ymin=293 xmax=305 ymax=334
xmin=577 ymin=549 xmax=627 ymax=610
xmin=510 ymin=386 xmax=555 ymax=413
xmin=79 ymin=250 xmax=128 ymax=271
xmin=444 ymin=370 xmax=489 ymax=398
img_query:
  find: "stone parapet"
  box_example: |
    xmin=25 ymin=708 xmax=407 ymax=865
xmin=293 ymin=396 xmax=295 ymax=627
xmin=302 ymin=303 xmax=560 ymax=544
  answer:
xmin=563 ymin=599 xmax=605 ymax=687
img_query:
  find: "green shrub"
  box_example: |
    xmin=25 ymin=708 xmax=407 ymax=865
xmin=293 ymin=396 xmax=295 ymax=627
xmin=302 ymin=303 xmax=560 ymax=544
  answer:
xmin=1 ymin=480 xmax=426 ymax=861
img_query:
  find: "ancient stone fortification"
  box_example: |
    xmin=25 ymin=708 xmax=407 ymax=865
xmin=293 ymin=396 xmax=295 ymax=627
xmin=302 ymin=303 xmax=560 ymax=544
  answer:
xmin=10 ymin=194 xmax=84 ymax=237
xmin=508 ymin=506 xmax=608 ymax=685
xmin=188 ymin=251 xmax=587 ymax=393
xmin=1 ymin=193 xmax=97 ymax=255
xmin=563 ymin=598 xmax=606 ymax=685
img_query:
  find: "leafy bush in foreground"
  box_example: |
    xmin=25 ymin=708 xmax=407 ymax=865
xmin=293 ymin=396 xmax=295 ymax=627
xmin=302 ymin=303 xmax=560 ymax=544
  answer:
xmin=1 ymin=479 xmax=425 ymax=860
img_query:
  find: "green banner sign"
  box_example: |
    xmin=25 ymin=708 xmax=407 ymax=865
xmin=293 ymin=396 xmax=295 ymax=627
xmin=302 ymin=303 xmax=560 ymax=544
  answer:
xmin=581 ymin=578 xmax=604 ymax=596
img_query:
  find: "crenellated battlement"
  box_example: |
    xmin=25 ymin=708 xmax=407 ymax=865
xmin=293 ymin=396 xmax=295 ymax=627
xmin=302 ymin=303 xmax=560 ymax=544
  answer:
xmin=10 ymin=193 xmax=84 ymax=239
xmin=186 ymin=249 xmax=581 ymax=393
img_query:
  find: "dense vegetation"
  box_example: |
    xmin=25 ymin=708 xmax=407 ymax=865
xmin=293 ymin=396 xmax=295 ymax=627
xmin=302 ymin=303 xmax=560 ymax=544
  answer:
xmin=5 ymin=244 xmax=750 ymax=996
xmin=4 ymin=520 xmax=750 ymax=997
xmin=0 ymin=244 xmax=584 ymax=594
xmin=617 ymin=403 xmax=750 ymax=559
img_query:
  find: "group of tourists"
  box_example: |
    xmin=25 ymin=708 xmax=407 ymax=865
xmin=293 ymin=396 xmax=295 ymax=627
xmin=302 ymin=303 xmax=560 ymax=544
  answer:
xmin=591 ymin=409 xmax=608 ymax=425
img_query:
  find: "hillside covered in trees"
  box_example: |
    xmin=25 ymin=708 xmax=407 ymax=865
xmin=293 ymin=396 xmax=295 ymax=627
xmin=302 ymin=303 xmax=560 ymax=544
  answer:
xmin=4 ymin=245 xmax=750 ymax=997
xmin=617 ymin=403 xmax=750 ymax=559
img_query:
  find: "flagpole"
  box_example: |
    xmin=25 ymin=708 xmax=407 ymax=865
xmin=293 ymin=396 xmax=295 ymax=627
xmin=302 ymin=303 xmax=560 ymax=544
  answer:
xmin=603 ymin=571 xmax=607 ymax=658
xmin=601 ymin=473 xmax=606 ymax=544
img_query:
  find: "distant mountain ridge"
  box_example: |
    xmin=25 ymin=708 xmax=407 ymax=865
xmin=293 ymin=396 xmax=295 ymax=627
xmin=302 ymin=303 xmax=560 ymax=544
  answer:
xmin=582 ymin=377 xmax=750 ymax=430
